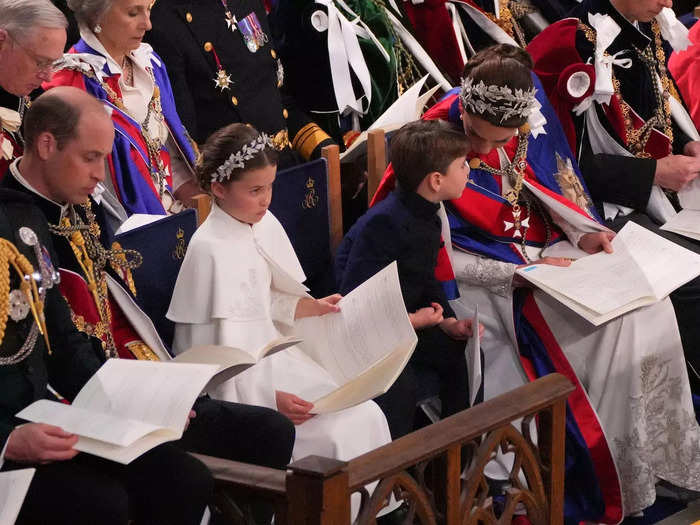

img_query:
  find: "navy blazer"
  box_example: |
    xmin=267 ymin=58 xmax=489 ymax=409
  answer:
xmin=336 ymin=190 xmax=455 ymax=318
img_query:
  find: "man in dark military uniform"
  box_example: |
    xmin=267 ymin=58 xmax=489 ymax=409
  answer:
xmin=0 ymin=188 xmax=214 ymax=524
xmin=147 ymin=0 xmax=334 ymax=169
xmin=4 ymin=85 xmax=296 ymax=522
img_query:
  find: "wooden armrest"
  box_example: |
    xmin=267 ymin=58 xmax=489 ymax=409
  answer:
xmin=322 ymin=144 xmax=343 ymax=253
xmin=367 ymin=129 xmax=387 ymax=206
xmin=192 ymin=193 xmax=212 ymax=226
xmin=190 ymin=453 xmax=287 ymax=497
xmin=347 ymin=373 xmax=574 ymax=489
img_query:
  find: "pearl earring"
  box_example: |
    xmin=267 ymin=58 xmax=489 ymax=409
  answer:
xmin=94 ymin=24 xmax=102 ymax=34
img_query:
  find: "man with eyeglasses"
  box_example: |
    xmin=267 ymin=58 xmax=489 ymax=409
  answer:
xmin=0 ymin=0 xmax=67 ymax=179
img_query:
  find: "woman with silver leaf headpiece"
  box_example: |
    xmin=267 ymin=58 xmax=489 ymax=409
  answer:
xmin=370 ymin=43 xmax=700 ymax=523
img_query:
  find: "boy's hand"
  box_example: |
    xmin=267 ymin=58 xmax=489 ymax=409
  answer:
xmin=275 ymin=391 xmax=315 ymax=425
xmin=409 ymin=303 xmax=444 ymax=329
xmin=294 ymin=294 xmax=342 ymax=319
xmin=439 ymin=317 xmax=485 ymax=340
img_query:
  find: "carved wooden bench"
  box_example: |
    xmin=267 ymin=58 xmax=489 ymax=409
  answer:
xmin=193 ymin=372 xmax=574 ymax=525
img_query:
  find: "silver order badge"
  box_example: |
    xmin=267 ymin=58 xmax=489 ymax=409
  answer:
xmin=19 ymin=226 xmax=38 ymax=247
xmin=8 ymin=289 xmax=30 ymax=321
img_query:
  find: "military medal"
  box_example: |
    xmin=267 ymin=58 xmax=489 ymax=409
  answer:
xmin=214 ymin=68 xmax=232 ymax=91
xmin=207 ymin=43 xmax=233 ymax=91
xmin=238 ymin=12 xmax=268 ymax=53
xmin=219 ymin=0 xmax=238 ymax=32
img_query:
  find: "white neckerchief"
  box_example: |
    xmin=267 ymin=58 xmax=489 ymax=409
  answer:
xmin=9 ymin=157 xmax=69 ymax=218
xmin=656 ymin=7 xmax=692 ymax=52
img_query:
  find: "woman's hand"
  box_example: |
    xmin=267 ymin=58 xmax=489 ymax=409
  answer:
xmin=578 ymin=231 xmax=615 ymax=254
xmin=275 ymin=391 xmax=315 ymax=425
xmin=409 ymin=303 xmax=444 ymax=330
xmin=514 ymin=257 xmax=571 ymax=287
xmin=294 ymin=294 xmax=342 ymax=319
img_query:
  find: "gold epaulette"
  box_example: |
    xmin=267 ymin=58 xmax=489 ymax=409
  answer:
xmin=292 ymin=123 xmax=332 ymax=161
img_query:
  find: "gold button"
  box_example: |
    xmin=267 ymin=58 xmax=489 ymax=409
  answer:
xmin=185 ymin=12 xmax=193 ymax=22
xmin=231 ymin=96 xmax=238 ymax=106
xmin=204 ymin=42 xmax=213 ymax=52
xmin=271 ymin=49 xmax=277 ymax=59
xmin=282 ymin=108 xmax=288 ymax=119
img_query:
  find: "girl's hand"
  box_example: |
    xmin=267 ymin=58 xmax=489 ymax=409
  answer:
xmin=294 ymin=295 xmax=342 ymax=319
xmin=275 ymin=391 xmax=315 ymax=425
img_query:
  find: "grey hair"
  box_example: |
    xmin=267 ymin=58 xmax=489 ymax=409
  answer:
xmin=0 ymin=0 xmax=67 ymax=38
xmin=67 ymin=0 xmax=114 ymax=30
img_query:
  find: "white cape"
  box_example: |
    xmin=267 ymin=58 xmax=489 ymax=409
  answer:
xmin=167 ymin=204 xmax=392 ymax=506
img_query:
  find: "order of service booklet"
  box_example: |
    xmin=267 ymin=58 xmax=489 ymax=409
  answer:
xmin=16 ymin=359 xmax=219 ymax=464
xmin=515 ymin=221 xmax=700 ymax=325
xmin=293 ymin=261 xmax=418 ymax=413
xmin=0 ymin=468 xmax=35 ymax=525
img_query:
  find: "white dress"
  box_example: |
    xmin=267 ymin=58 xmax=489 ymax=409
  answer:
xmin=441 ymin=155 xmax=700 ymax=516
xmin=167 ymin=203 xmax=392 ymax=467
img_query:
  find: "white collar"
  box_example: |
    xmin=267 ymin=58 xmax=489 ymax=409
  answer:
xmin=79 ymin=27 xmax=160 ymax=76
xmin=9 ymin=157 xmax=69 ymax=218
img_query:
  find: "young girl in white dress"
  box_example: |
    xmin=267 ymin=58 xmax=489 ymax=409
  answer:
xmin=167 ymin=123 xmax=392 ymax=469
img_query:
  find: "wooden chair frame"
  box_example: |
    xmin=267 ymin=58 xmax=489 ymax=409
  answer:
xmin=194 ymin=373 xmax=573 ymax=525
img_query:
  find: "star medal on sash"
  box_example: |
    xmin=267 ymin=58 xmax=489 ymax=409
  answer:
xmin=214 ymin=68 xmax=232 ymax=91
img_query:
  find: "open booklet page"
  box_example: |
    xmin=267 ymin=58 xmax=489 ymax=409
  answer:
xmin=660 ymin=209 xmax=700 ymax=241
xmin=465 ymin=305 xmax=481 ymax=407
xmin=663 ymin=163 xmax=700 ymax=238
xmin=0 ymin=468 xmax=35 ymax=525
xmin=172 ymin=336 xmax=302 ymax=391
xmin=17 ymin=359 xmax=219 ymax=464
xmin=294 ymin=262 xmax=418 ymax=413
xmin=516 ymin=221 xmax=700 ymax=325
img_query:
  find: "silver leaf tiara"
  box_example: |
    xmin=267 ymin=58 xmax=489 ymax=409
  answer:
xmin=459 ymin=77 xmax=538 ymax=123
xmin=211 ymin=133 xmax=274 ymax=183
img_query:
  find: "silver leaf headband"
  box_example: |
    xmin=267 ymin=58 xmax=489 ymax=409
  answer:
xmin=211 ymin=133 xmax=274 ymax=183
xmin=459 ymin=77 xmax=538 ymax=123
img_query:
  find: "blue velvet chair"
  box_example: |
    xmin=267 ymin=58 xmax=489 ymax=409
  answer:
xmin=113 ymin=209 xmax=198 ymax=350
xmin=270 ymin=145 xmax=342 ymax=297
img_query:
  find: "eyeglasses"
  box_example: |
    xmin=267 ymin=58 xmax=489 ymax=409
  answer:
xmin=8 ymin=33 xmax=60 ymax=74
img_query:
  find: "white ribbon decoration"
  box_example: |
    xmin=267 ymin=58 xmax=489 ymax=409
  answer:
xmin=315 ymin=0 xmax=380 ymax=119
xmin=0 ymin=107 xmax=21 ymax=133
xmin=572 ymin=13 xmax=632 ymax=114
xmin=656 ymin=7 xmax=692 ymax=53
xmin=588 ymin=13 xmax=630 ymax=106
xmin=527 ymin=97 xmax=547 ymax=138
xmin=54 ymin=52 xmax=108 ymax=81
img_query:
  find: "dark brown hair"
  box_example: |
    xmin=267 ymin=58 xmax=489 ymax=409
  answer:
xmin=391 ymin=120 xmax=470 ymax=193
xmin=197 ymin=123 xmax=279 ymax=192
xmin=461 ymin=44 xmax=534 ymax=128
xmin=23 ymin=92 xmax=81 ymax=150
